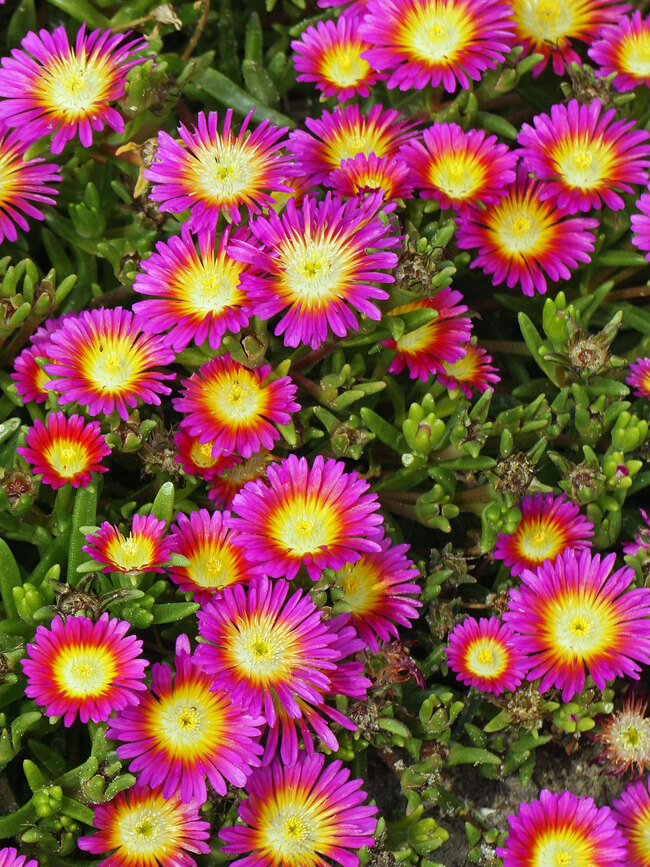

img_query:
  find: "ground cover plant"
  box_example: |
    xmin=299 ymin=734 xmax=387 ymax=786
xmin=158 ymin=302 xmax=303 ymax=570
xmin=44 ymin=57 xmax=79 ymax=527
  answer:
xmin=4 ymin=0 xmax=650 ymax=864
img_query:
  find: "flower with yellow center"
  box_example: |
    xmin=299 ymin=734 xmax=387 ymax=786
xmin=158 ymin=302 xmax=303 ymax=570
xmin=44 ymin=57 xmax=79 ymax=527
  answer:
xmin=594 ymin=694 xmax=650 ymax=777
xmin=446 ymin=616 xmax=527 ymax=694
xmin=590 ymin=12 xmax=650 ymax=92
xmin=613 ymin=776 xmax=650 ymax=866
xmin=83 ymin=513 xmax=174 ymax=575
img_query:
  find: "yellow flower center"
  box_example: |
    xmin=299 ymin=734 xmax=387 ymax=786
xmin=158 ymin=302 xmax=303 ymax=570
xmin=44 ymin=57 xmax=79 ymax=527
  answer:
xmin=547 ymin=591 xmax=618 ymax=662
xmin=517 ymin=519 xmax=565 ymax=564
xmin=85 ymin=333 xmax=142 ymax=394
xmin=337 ymin=558 xmax=381 ymax=613
xmin=191 ymin=139 xmax=258 ymax=206
xmin=190 ymin=439 xmax=220 ymax=468
xmin=46 ymin=439 xmax=90 ymax=479
xmin=41 ymin=54 xmax=107 ymax=117
xmin=116 ymin=804 xmax=170 ymax=855
xmin=549 ymin=136 xmax=614 ymax=190
xmin=54 ymin=645 xmax=117 ymax=698
xmin=260 ymin=803 xmax=323 ymax=862
xmin=321 ymin=43 xmax=370 ymax=88
xmin=466 ymin=638 xmax=507 ymax=678
xmin=230 ymin=618 xmax=295 ymax=682
xmin=271 ymin=495 xmax=339 ymax=557
xmin=188 ymin=544 xmax=241 ymax=590
xmin=620 ymin=30 xmax=650 ymax=77
xmin=279 ymin=235 xmax=355 ymax=308
xmin=184 ymin=256 xmax=244 ymax=316
xmin=105 ymin=532 xmax=157 ymax=572
xmin=532 ymin=828 xmax=595 ymax=867
xmin=399 ymin=0 xmax=476 ymax=64
xmin=511 ymin=0 xmax=579 ymax=44
xmin=206 ymin=367 xmax=265 ymax=424
xmin=154 ymin=682 xmax=229 ymax=760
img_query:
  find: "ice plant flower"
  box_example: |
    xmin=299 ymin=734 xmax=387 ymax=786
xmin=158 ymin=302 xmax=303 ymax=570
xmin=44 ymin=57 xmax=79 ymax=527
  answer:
xmin=328 ymin=152 xmax=413 ymax=202
xmin=517 ymin=99 xmax=650 ymax=213
xmin=22 ymin=614 xmax=148 ymax=726
xmin=332 ymin=537 xmax=422 ymax=651
xmin=627 ymin=356 xmax=650 ymax=399
xmin=11 ymin=345 xmax=52 ymax=404
xmin=83 ymin=513 xmax=174 ymax=575
xmin=0 ymin=126 xmax=61 ymax=242
xmin=173 ymin=355 xmax=299 ymax=459
xmin=383 ymin=288 xmax=473 ymax=381
xmin=589 ymin=12 xmax=650 ymax=91
xmin=42 ymin=307 xmax=175 ymax=420
xmin=287 ymin=104 xmax=418 ymax=186
xmin=494 ymin=492 xmax=593 ymax=577
xmin=227 ymin=454 xmax=384 ymax=581
xmin=168 ymin=509 xmax=255 ymax=604
xmin=17 ymin=412 xmax=110 ymax=490
xmin=509 ymin=0 xmax=631 ymax=77
xmin=399 ymin=123 xmax=517 ymax=212
xmin=631 ymin=193 xmax=650 ymax=263
xmin=359 ymin=0 xmax=516 ymax=92
xmin=456 ymin=168 xmax=599 ymax=296
xmin=497 ymin=788 xmax=627 ymax=866
xmin=439 ymin=343 xmax=500 ymax=397
xmin=446 ymin=617 xmax=528 ymax=695
xmin=291 ymin=17 xmax=385 ymax=101
xmin=612 ymin=777 xmax=650 ymax=866
xmin=228 ymin=193 xmax=400 ymax=349
xmin=623 ymin=508 xmax=650 ymax=557
xmin=145 ymin=109 xmax=291 ymax=231
xmin=174 ymin=430 xmax=241 ymax=482
xmin=503 ymin=548 xmax=650 ymax=701
xmin=108 ymin=636 xmax=263 ymax=803
xmin=220 ymin=754 xmax=377 ymax=867
xmin=594 ymin=693 xmax=650 ymax=777
xmin=0 ymin=849 xmax=37 ymax=867
xmin=0 ymin=25 xmax=145 ymax=153
xmin=132 ymin=224 xmax=251 ymax=352
xmin=78 ymin=785 xmax=210 ymax=866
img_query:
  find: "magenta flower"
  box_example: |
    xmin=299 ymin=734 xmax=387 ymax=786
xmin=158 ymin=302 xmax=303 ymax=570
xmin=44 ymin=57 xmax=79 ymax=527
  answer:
xmin=173 ymin=429 xmax=241 ymax=482
xmin=132 ymin=224 xmax=252 ymax=352
xmin=446 ymin=617 xmax=528 ymax=695
xmin=220 ymin=754 xmax=377 ymax=867
xmin=497 ymin=789 xmax=626 ymax=866
xmin=438 ymin=343 xmax=500 ymax=398
xmin=0 ymin=849 xmax=37 ymax=867
xmin=328 ymin=152 xmax=413 ymax=202
xmin=631 ymin=193 xmax=650 ymax=263
xmin=22 ymin=614 xmax=148 ymax=726
xmin=145 ymin=109 xmax=291 ymax=231
xmin=228 ymin=192 xmax=400 ymax=349
xmin=173 ymin=355 xmax=299 ymax=459
xmin=0 ymin=25 xmax=145 ymax=152
xmin=11 ymin=344 xmax=51 ymax=404
xmin=517 ymin=99 xmax=650 ymax=213
xmin=83 ymin=513 xmax=174 ymax=575
xmin=612 ymin=777 xmax=650 ymax=866
xmin=589 ymin=12 xmax=650 ymax=92
xmin=503 ymin=548 xmax=650 ymax=701
xmin=400 ymin=123 xmax=517 ymax=212
xmin=359 ymin=0 xmax=516 ymax=92
xmin=227 ymin=454 xmax=384 ymax=581
xmin=42 ymin=307 xmax=175 ymax=420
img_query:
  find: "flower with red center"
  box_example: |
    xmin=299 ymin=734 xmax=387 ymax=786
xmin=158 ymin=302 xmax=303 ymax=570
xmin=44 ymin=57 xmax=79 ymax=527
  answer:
xmin=631 ymin=193 xmax=650 ymax=263
xmin=332 ymin=537 xmax=422 ymax=651
xmin=456 ymin=167 xmax=599 ymax=296
xmin=168 ymin=509 xmax=255 ymax=604
xmin=132 ymin=224 xmax=251 ymax=352
xmin=78 ymin=785 xmax=210 ymax=866
xmin=329 ymin=152 xmax=413 ymax=202
xmin=145 ymin=109 xmax=291 ymax=231
xmin=174 ymin=429 xmax=241 ymax=481
xmin=627 ymin=356 xmax=650 ymax=398
xmin=83 ymin=513 xmax=174 ymax=575
xmin=509 ymin=0 xmax=631 ymax=77
xmin=228 ymin=193 xmax=399 ymax=349
xmin=504 ymin=548 xmax=650 ymax=701
xmin=382 ymin=288 xmax=473 ymax=381
xmin=11 ymin=344 xmax=51 ymax=404
xmin=438 ymin=342 xmax=500 ymax=397
xmin=0 ymin=126 xmax=61 ymax=242
xmin=287 ymin=104 xmax=418 ymax=186
xmin=589 ymin=12 xmax=650 ymax=92
xmin=400 ymin=123 xmax=517 ymax=211
xmin=497 ymin=789 xmax=626 ymax=866
xmin=207 ymin=450 xmax=274 ymax=508
xmin=518 ymin=99 xmax=650 ymax=214
xmin=0 ymin=25 xmax=145 ymax=153
xmin=612 ymin=777 xmax=650 ymax=866
xmin=0 ymin=849 xmax=37 ymax=867
xmin=446 ymin=617 xmax=528 ymax=695
xmin=42 ymin=307 xmax=175 ymax=420
xmin=17 ymin=412 xmax=110 ymax=490
xmin=227 ymin=454 xmax=384 ymax=581
xmin=623 ymin=508 xmax=650 ymax=557
xmin=220 ymin=753 xmax=377 ymax=867
xmin=292 ymin=16 xmax=385 ymax=101
xmin=359 ymin=0 xmax=516 ymax=92
xmin=173 ymin=355 xmax=299 ymax=460
xmin=108 ymin=636 xmax=263 ymax=803
xmin=22 ymin=613 xmax=147 ymax=726
xmin=594 ymin=693 xmax=650 ymax=778
xmin=494 ymin=492 xmax=593 ymax=577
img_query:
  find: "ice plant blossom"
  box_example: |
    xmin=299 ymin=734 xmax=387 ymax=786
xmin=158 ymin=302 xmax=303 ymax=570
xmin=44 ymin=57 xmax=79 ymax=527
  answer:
xmin=11 ymin=345 xmax=51 ymax=404
xmin=589 ymin=12 xmax=650 ymax=91
xmin=228 ymin=192 xmax=399 ymax=349
xmin=17 ymin=412 xmax=110 ymax=489
xmin=145 ymin=109 xmax=290 ymax=231
xmin=0 ymin=850 xmax=38 ymax=867
xmin=78 ymin=785 xmax=211 ymax=867
xmin=22 ymin=614 xmax=148 ymax=726
xmin=83 ymin=513 xmax=174 ymax=575
xmin=329 ymin=152 xmax=413 ymax=202
xmin=497 ymin=788 xmax=627 ymax=866
xmin=359 ymin=0 xmax=516 ymax=92
xmin=446 ymin=617 xmax=528 ymax=695
xmin=504 ymin=548 xmax=650 ymax=701
xmin=227 ymin=454 xmax=384 ymax=581
xmin=438 ymin=343 xmax=500 ymax=397
xmin=220 ymin=754 xmax=377 ymax=867
xmin=517 ymin=99 xmax=650 ymax=213
xmin=108 ymin=636 xmax=263 ymax=804
xmin=612 ymin=777 xmax=650 ymax=866
xmin=0 ymin=25 xmax=145 ymax=152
